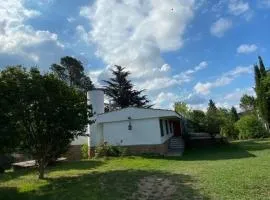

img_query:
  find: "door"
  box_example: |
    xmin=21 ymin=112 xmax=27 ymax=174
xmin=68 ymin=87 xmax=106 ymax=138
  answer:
xmin=173 ymin=121 xmax=182 ymax=137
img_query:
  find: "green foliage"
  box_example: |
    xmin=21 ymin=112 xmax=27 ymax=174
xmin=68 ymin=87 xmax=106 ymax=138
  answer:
xmin=235 ymin=114 xmax=267 ymax=139
xmin=81 ymin=144 xmax=89 ymax=159
xmin=0 ymin=66 xmax=91 ymax=179
xmin=104 ymin=65 xmax=150 ymax=108
xmin=240 ymin=94 xmax=255 ymax=112
xmin=174 ymin=102 xmax=191 ymax=118
xmin=51 ymin=56 xmax=94 ymax=91
xmin=254 ymin=56 xmax=270 ymax=132
xmin=189 ymin=110 xmax=206 ymax=132
xmin=0 ymin=66 xmax=27 ymax=153
xmin=95 ymin=142 xmax=127 ymax=158
xmin=206 ymin=100 xmax=220 ymax=136
xmin=230 ymin=106 xmax=239 ymax=122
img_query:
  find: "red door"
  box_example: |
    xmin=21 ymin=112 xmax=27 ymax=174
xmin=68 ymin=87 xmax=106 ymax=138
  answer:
xmin=173 ymin=121 xmax=181 ymax=137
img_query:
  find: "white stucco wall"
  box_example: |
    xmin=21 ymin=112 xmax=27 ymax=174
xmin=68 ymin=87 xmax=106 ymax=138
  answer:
xmin=102 ymin=118 xmax=162 ymax=146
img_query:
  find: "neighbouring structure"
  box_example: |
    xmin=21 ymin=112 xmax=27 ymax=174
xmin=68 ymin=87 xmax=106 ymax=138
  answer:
xmin=69 ymin=89 xmax=186 ymax=159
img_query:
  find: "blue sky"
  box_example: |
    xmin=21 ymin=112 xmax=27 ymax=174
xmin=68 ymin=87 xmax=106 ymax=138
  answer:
xmin=1 ymin=0 xmax=270 ymax=110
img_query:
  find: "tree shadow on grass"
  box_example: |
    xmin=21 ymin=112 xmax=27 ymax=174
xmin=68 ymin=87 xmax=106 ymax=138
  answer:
xmin=0 ymin=160 xmax=104 ymax=183
xmin=0 ymin=169 xmax=210 ymax=200
xmin=140 ymin=143 xmax=256 ymax=161
xmin=234 ymin=139 xmax=270 ymax=152
xmin=180 ymin=143 xmax=256 ymax=161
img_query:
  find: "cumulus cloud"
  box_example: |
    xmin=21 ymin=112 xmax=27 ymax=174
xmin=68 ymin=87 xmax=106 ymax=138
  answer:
xmin=153 ymin=92 xmax=180 ymax=109
xmin=81 ymin=0 xmax=196 ymax=90
xmin=137 ymin=61 xmax=208 ymax=91
xmin=194 ymin=65 xmax=253 ymax=95
xmin=237 ymin=44 xmax=258 ymax=54
xmin=228 ymin=0 xmax=249 ymax=16
xmin=0 ymin=0 xmax=64 ymax=64
xmin=210 ymin=18 xmax=232 ymax=37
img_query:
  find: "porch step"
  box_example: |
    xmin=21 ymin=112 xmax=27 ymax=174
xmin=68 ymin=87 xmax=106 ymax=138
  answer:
xmin=168 ymin=137 xmax=185 ymax=150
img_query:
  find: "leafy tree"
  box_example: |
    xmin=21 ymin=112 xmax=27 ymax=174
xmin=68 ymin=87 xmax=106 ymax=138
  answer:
xmin=206 ymin=99 xmax=220 ymax=137
xmin=254 ymin=56 xmax=270 ymax=132
xmin=235 ymin=114 xmax=267 ymax=139
xmin=240 ymin=94 xmax=255 ymax=112
xmin=104 ymin=65 xmax=150 ymax=108
xmin=218 ymin=107 xmax=238 ymax=139
xmin=230 ymin=106 xmax=239 ymax=122
xmin=51 ymin=56 xmax=94 ymax=91
xmin=174 ymin=102 xmax=191 ymax=118
xmin=0 ymin=66 xmax=90 ymax=179
xmin=189 ymin=110 xmax=206 ymax=132
xmin=0 ymin=66 xmax=27 ymax=153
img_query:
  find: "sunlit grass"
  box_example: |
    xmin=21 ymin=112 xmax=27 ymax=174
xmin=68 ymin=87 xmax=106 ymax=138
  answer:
xmin=1 ymin=139 xmax=270 ymax=200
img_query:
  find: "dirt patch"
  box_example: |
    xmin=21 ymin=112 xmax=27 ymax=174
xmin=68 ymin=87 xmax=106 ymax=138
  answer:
xmin=130 ymin=176 xmax=177 ymax=200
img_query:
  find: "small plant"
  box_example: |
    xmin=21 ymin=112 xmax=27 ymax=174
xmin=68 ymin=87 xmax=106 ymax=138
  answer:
xmin=81 ymin=144 xmax=89 ymax=159
xmin=95 ymin=142 xmax=127 ymax=158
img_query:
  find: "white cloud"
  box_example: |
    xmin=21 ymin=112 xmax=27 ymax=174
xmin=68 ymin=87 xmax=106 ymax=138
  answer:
xmin=237 ymin=44 xmax=258 ymax=54
xmin=160 ymin=64 xmax=171 ymax=72
xmin=81 ymin=0 xmax=195 ymax=89
xmin=258 ymin=0 xmax=270 ymax=8
xmin=224 ymin=87 xmax=255 ymax=101
xmin=194 ymin=65 xmax=252 ymax=95
xmin=153 ymin=92 xmax=180 ymax=109
xmin=210 ymin=18 xmax=232 ymax=37
xmin=228 ymin=0 xmax=249 ymax=16
xmin=0 ymin=0 xmax=63 ymax=62
xmin=67 ymin=17 xmax=76 ymax=23
xmin=194 ymin=61 xmax=208 ymax=71
xmin=137 ymin=61 xmax=208 ymax=91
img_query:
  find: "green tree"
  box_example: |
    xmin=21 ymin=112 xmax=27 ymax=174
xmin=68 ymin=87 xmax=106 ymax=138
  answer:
xmin=235 ymin=114 xmax=267 ymax=139
xmin=240 ymin=94 xmax=255 ymax=112
xmin=0 ymin=66 xmax=90 ymax=179
xmin=189 ymin=110 xmax=206 ymax=132
xmin=230 ymin=106 xmax=239 ymax=122
xmin=218 ymin=107 xmax=238 ymax=139
xmin=174 ymin=102 xmax=191 ymax=118
xmin=0 ymin=66 xmax=27 ymax=153
xmin=51 ymin=56 xmax=94 ymax=91
xmin=254 ymin=56 xmax=270 ymax=132
xmin=206 ymin=100 xmax=220 ymax=137
xmin=104 ymin=65 xmax=150 ymax=108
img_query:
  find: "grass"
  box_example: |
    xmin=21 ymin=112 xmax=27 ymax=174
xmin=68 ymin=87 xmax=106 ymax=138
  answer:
xmin=1 ymin=139 xmax=270 ymax=200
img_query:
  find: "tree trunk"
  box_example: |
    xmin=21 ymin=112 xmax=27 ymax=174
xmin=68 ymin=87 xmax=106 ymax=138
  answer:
xmin=38 ymin=159 xmax=45 ymax=179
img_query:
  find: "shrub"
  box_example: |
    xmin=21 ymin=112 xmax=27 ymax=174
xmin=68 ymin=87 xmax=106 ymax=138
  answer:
xmin=235 ymin=114 xmax=267 ymax=139
xmin=95 ymin=142 xmax=127 ymax=158
xmin=220 ymin=122 xmax=239 ymax=140
xmin=81 ymin=144 xmax=89 ymax=159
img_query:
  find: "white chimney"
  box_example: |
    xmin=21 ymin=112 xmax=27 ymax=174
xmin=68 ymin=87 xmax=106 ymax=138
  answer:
xmin=87 ymin=88 xmax=105 ymax=115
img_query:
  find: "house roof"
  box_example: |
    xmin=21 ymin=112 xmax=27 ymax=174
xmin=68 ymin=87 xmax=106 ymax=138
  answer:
xmin=94 ymin=107 xmax=183 ymax=123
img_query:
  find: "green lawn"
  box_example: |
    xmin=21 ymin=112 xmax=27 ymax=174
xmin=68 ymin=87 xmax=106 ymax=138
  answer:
xmin=1 ymin=139 xmax=270 ymax=200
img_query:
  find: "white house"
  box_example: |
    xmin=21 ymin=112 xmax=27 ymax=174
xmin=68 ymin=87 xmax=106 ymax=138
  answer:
xmin=70 ymin=89 xmax=185 ymax=158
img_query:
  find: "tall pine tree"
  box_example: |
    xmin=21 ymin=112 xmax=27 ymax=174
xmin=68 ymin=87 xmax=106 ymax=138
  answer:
xmin=51 ymin=56 xmax=94 ymax=91
xmin=254 ymin=56 xmax=270 ymax=132
xmin=104 ymin=65 xmax=150 ymax=109
xmin=206 ymin=99 xmax=220 ymax=137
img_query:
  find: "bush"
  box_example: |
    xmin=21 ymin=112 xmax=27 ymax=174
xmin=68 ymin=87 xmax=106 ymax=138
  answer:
xmin=220 ymin=122 xmax=239 ymax=140
xmin=95 ymin=142 xmax=127 ymax=158
xmin=0 ymin=155 xmax=14 ymax=173
xmin=81 ymin=144 xmax=89 ymax=159
xmin=235 ymin=114 xmax=267 ymax=139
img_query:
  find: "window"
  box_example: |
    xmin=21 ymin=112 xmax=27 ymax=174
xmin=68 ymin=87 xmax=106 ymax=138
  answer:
xmin=159 ymin=119 xmax=164 ymax=136
xmin=169 ymin=121 xmax=173 ymax=133
xmin=165 ymin=120 xmax=169 ymax=135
